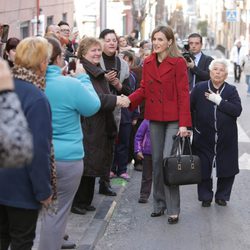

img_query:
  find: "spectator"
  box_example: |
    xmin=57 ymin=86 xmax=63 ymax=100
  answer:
xmin=3 ymin=37 xmax=20 ymax=68
xmin=118 ymin=36 xmax=132 ymax=54
xmin=58 ymin=21 xmax=75 ymax=61
xmin=134 ymin=119 xmax=152 ymax=203
xmin=38 ymin=36 xmax=100 ymax=250
xmin=98 ymin=28 xmax=132 ymax=196
xmin=71 ymin=27 xmax=79 ymax=52
xmin=45 ymin=24 xmax=61 ymax=40
xmin=191 ymin=59 xmax=242 ymax=207
xmin=186 ymin=33 xmax=213 ymax=91
xmin=0 ymin=36 xmax=53 ymax=250
xmin=135 ymin=40 xmax=151 ymax=66
xmin=230 ymin=40 xmax=246 ymax=83
xmin=242 ymin=50 xmax=250 ymax=96
xmin=71 ymin=37 xmax=128 ymax=215
xmin=0 ymin=58 xmax=33 ymax=168
xmin=126 ymin=29 xmax=139 ymax=47
xmin=128 ymin=47 xmax=151 ymax=171
xmin=111 ymin=50 xmax=139 ymax=180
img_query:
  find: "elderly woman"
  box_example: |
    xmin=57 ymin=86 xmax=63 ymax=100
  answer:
xmin=37 ymin=37 xmax=100 ymax=250
xmin=0 ymin=37 xmax=53 ymax=250
xmin=71 ymin=36 xmax=126 ymax=214
xmin=3 ymin=37 xmax=20 ymax=68
xmin=190 ymin=58 xmax=242 ymax=207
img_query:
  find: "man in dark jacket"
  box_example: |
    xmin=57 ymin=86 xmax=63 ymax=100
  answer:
xmin=186 ymin=33 xmax=213 ymax=91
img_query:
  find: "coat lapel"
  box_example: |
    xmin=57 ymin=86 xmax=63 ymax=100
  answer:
xmin=158 ymin=57 xmax=176 ymax=78
xmin=145 ymin=53 xmax=176 ymax=81
xmin=197 ymin=53 xmax=205 ymax=68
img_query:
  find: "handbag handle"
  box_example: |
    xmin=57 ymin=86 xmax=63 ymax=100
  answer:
xmin=174 ymin=136 xmax=195 ymax=170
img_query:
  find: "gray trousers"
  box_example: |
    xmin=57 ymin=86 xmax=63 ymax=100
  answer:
xmin=38 ymin=160 xmax=83 ymax=250
xmin=150 ymin=121 xmax=180 ymax=216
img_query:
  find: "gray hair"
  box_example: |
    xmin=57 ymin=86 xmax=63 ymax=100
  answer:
xmin=208 ymin=58 xmax=229 ymax=73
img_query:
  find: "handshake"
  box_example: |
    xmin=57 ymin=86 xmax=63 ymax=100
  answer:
xmin=116 ymin=94 xmax=131 ymax=108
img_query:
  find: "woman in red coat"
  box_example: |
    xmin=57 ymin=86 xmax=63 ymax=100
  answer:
xmin=128 ymin=26 xmax=192 ymax=224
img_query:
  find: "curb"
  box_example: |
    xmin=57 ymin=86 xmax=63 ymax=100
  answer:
xmin=77 ymin=165 xmax=133 ymax=250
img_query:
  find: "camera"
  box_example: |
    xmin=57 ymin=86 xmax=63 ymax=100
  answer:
xmin=68 ymin=56 xmax=77 ymax=73
xmin=182 ymin=42 xmax=195 ymax=63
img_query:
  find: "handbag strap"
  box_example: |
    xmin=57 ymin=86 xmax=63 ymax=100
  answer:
xmin=176 ymin=136 xmax=194 ymax=162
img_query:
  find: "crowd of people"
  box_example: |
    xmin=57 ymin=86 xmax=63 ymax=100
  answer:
xmin=0 ymin=21 xmax=243 ymax=249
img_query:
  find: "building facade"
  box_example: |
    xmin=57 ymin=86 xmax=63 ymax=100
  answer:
xmin=0 ymin=0 xmax=75 ymax=39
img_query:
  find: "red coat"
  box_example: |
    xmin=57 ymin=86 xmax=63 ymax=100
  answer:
xmin=129 ymin=53 xmax=192 ymax=127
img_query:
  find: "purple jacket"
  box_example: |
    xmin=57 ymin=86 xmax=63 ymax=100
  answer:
xmin=134 ymin=119 xmax=151 ymax=155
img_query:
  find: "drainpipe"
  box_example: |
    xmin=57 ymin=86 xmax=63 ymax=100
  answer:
xmin=37 ymin=0 xmax=40 ymax=35
xmin=100 ymin=0 xmax=107 ymax=31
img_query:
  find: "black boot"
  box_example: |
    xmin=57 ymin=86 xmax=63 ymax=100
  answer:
xmin=99 ymin=182 xmax=117 ymax=196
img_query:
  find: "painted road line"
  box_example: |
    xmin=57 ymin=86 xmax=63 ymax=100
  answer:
xmin=238 ymin=122 xmax=250 ymax=143
xmin=239 ymin=153 xmax=250 ymax=170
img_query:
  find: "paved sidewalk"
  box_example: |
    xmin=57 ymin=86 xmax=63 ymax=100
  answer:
xmin=32 ymin=164 xmax=134 ymax=250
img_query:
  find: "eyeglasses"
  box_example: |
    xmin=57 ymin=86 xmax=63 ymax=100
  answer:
xmin=61 ymin=29 xmax=70 ymax=33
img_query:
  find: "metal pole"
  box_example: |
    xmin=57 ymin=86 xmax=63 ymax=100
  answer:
xmin=100 ymin=0 xmax=107 ymax=31
xmin=37 ymin=0 xmax=40 ymax=35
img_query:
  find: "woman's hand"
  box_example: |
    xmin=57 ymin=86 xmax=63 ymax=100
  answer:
xmin=116 ymin=95 xmax=130 ymax=108
xmin=177 ymin=126 xmax=190 ymax=137
xmin=110 ymin=78 xmax=122 ymax=91
xmin=104 ymin=70 xmax=117 ymax=82
xmin=40 ymin=195 xmax=52 ymax=208
xmin=205 ymin=90 xmax=222 ymax=105
xmin=70 ymin=59 xmax=86 ymax=77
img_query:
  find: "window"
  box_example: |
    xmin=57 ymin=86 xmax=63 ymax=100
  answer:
xmin=47 ymin=16 xmax=54 ymax=26
xmin=20 ymin=21 xmax=30 ymax=39
xmin=62 ymin=13 xmax=67 ymax=22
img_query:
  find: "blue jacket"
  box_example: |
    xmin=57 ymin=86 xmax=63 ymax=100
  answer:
xmin=45 ymin=65 xmax=100 ymax=161
xmin=0 ymin=78 xmax=52 ymax=209
xmin=134 ymin=119 xmax=151 ymax=155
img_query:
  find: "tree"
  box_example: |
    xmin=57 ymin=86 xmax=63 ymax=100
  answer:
xmin=197 ymin=20 xmax=208 ymax=37
xmin=131 ymin=0 xmax=147 ymax=38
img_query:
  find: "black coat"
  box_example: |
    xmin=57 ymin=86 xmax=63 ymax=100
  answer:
xmin=188 ymin=53 xmax=213 ymax=90
xmin=80 ymin=58 xmax=117 ymax=177
xmin=190 ymin=80 xmax=242 ymax=178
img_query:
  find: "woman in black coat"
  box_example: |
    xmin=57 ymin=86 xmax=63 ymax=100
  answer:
xmin=191 ymin=58 xmax=242 ymax=207
xmin=71 ymin=37 xmax=126 ymax=214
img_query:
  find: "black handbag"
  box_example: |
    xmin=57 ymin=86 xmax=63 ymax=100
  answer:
xmin=163 ymin=136 xmax=201 ymax=186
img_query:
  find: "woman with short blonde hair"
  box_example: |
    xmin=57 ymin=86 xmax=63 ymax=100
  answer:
xmin=0 ymin=36 xmax=54 ymax=250
xmin=15 ymin=37 xmax=51 ymax=76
